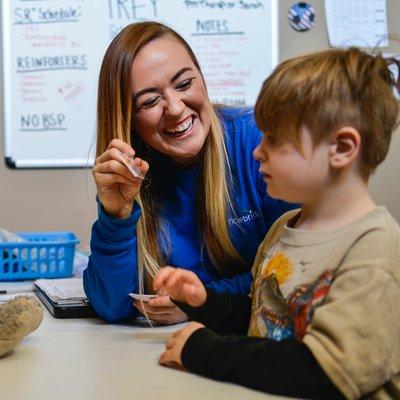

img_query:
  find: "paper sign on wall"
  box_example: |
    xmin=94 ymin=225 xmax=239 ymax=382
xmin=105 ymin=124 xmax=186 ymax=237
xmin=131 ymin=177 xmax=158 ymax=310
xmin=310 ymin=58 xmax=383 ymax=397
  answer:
xmin=325 ymin=0 xmax=388 ymax=48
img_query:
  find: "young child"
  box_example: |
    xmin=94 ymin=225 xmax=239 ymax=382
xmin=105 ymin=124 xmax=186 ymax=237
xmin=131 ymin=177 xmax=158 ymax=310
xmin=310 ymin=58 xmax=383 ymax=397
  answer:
xmin=150 ymin=47 xmax=400 ymax=399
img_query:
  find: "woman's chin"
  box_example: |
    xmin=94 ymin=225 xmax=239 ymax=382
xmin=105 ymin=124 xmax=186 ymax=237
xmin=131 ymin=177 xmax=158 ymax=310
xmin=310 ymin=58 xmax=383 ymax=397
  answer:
xmin=170 ymin=149 xmax=204 ymax=167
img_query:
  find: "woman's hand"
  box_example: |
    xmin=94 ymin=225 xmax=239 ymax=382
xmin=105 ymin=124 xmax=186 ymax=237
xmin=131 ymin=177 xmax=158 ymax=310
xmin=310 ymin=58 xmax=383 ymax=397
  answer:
xmin=159 ymin=321 xmax=205 ymax=368
xmin=92 ymin=139 xmax=149 ymax=219
xmin=153 ymin=266 xmax=207 ymax=307
xmin=133 ymin=296 xmax=188 ymax=325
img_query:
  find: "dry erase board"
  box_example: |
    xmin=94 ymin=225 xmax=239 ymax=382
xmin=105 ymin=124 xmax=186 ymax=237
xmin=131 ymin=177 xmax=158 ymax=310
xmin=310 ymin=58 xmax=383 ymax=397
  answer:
xmin=1 ymin=0 xmax=278 ymax=168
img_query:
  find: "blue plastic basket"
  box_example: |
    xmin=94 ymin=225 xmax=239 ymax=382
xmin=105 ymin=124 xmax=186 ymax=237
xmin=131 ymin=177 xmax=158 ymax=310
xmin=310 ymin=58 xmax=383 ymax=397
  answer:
xmin=0 ymin=232 xmax=79 ymax=281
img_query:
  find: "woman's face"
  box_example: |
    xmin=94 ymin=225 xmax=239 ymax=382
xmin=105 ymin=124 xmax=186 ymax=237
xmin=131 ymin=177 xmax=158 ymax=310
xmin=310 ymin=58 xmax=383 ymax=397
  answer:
xmin=131 ymin=36 xmax=211 ymax=166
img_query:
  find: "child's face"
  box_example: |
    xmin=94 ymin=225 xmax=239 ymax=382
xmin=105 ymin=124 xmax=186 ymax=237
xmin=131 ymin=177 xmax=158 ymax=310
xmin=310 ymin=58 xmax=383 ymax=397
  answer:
xmin=253 ymin=127 xmax=331 ymax=204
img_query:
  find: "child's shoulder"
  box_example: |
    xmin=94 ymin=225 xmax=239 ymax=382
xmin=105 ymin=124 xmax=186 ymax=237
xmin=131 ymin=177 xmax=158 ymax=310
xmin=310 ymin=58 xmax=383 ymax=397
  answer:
xmin=342 ymin=207 xmax=400 ymax=276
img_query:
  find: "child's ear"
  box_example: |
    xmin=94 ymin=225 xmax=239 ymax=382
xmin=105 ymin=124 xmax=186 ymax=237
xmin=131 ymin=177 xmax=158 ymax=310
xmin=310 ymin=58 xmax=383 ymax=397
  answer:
xmin=329 ymin=127 xmax=361 ymax=169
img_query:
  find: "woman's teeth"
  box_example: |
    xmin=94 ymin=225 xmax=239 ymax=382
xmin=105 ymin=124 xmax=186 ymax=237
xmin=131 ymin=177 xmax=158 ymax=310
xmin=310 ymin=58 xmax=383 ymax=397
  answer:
xmin=165 ymin=117 xmax=193 ymax=136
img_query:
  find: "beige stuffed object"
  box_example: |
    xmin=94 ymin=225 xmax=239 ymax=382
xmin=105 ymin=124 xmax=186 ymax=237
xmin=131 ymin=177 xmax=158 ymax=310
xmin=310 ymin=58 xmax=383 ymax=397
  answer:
xmin=0 ymin=296 xmax=43 ymax=356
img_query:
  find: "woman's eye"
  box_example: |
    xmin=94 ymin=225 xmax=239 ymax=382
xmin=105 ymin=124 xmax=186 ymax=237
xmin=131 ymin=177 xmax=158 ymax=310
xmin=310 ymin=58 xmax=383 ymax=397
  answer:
xmin=176 ymin=78 xmax=194 ymax=90
xmin=141 ymin=97 xmax=160 ymax=109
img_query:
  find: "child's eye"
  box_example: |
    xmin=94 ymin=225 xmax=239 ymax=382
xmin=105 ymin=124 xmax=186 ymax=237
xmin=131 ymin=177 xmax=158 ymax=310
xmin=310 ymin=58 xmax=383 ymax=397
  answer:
xmin=266 ymin=134 xmax=277 ymax=145
xmin=140 ymin=96 xmax=160 ymax=109
xmin=176 ymin=78 xmax=195 ymax=90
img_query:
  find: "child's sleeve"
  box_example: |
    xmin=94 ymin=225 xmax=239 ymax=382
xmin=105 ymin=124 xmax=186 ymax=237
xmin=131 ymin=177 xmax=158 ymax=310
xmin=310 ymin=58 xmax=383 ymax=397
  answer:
xmin=181 ymin=329 xmax=344 ymax=399
xmin=174 ymin=288 xmax=252 ymax=335
xmin=303 ymin=225 xmax=400 ymax=399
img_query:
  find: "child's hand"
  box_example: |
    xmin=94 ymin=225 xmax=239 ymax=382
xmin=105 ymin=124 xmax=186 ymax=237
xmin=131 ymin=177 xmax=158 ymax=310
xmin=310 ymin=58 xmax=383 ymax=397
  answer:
xmin=153 ymin=266 xmax=207 ymax=307
xmin=159 ymin=321 xmax=205 ymax=368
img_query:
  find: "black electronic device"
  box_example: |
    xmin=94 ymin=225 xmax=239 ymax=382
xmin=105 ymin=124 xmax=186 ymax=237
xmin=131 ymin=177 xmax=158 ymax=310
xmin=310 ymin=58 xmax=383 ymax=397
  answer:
xmin=34 ymin=285 xmax=97 ymax=319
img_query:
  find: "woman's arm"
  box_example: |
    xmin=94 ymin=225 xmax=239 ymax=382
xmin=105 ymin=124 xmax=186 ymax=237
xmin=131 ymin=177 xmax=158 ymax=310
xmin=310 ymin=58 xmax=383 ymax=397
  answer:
xmin=83 ymin=202 xmax=141 ymax=322
xmin=85 ymin=139 xmax=150 ymax=322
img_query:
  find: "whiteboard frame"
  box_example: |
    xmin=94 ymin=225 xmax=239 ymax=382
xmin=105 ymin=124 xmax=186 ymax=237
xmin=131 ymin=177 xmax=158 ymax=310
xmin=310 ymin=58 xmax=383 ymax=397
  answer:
xmin=2 ymin=0 xmax=15 ymax=168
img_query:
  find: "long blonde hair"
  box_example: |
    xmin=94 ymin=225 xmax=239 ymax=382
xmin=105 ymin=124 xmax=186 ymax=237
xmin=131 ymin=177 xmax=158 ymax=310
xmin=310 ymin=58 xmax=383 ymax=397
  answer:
xmin=96 ymin=22 xmax=249 ymax=293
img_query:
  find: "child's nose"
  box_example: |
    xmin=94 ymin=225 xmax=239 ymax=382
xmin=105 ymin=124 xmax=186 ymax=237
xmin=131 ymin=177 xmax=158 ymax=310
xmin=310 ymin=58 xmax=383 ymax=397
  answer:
xmin=253 ymin=144 xmax=262 ymax=161
xmin=253 ymin=144 xmax=268 ymax=162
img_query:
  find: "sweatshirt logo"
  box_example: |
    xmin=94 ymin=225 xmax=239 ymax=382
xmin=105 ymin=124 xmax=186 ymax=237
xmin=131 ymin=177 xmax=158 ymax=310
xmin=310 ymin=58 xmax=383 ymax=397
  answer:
xmin=229 ymin=209 xmax=260 ymax=225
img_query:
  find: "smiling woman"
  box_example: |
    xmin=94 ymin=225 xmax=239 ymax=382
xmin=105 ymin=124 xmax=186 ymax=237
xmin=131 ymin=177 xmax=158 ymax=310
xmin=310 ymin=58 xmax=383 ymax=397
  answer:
xmin=131 ymin=37 xmax=210 ymax=166
xmin=83 ymin=21 xmax=295 ymax=325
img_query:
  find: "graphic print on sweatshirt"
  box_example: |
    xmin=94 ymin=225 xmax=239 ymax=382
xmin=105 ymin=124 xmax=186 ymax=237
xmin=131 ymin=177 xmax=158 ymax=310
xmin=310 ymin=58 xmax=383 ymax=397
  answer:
xmin=248 ymin=251 xmax=334 ymax=340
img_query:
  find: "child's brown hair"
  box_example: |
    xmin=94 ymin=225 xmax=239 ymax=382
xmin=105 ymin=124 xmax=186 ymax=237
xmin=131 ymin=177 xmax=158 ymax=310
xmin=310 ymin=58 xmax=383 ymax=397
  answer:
xmin=255 ymin=47 xmax=400 ymax=175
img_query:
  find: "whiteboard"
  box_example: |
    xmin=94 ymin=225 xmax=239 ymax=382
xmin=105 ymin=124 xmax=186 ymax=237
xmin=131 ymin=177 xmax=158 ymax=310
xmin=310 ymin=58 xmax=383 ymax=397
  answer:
xmin=1 ymin=0 xmax=278 ymax=168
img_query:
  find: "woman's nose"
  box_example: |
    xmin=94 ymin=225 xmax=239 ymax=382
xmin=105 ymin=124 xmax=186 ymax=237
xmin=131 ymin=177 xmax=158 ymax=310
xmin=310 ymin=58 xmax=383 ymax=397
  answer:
xmin=164 ymin=94 xmax=185 ymax=117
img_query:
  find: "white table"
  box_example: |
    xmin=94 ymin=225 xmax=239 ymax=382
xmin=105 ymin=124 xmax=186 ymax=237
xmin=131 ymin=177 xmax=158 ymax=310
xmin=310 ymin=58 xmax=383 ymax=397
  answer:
xmin=0 ymin=296 xmax=291 ymax=400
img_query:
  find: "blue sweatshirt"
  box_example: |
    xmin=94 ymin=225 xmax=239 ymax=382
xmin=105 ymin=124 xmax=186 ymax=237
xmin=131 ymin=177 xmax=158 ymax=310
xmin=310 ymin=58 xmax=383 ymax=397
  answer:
xmin=84 ymin=108 xmax=295 ymax=322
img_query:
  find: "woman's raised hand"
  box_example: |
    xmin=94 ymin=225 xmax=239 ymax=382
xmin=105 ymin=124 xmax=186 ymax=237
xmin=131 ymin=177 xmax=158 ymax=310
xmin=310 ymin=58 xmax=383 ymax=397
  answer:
xmin=92 ymin=139 xmax=149 ymax=219
xmin=153 ymin=267 xmax=207 ymax=307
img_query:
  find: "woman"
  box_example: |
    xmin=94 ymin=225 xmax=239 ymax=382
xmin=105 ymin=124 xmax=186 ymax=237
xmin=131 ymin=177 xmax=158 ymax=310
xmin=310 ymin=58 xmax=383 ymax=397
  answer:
xmin=83 ymin=21 xmax=294 ymax=324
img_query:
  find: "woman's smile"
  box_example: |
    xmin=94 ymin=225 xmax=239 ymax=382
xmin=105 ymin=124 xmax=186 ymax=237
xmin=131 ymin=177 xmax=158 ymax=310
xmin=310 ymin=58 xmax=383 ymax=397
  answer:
xmin=163 ymin=115 xmax=194 ymax=138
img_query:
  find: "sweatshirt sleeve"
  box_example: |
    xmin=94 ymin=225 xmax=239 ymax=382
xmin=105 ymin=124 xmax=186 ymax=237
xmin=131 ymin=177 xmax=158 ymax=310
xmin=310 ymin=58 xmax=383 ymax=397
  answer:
xmin=181 ymin=328 xmax=344 ymax=399
xmin=83 ymin=202 xmax=141 ymax=322
xmin=174 ymin=288 xmax=252 ymax=335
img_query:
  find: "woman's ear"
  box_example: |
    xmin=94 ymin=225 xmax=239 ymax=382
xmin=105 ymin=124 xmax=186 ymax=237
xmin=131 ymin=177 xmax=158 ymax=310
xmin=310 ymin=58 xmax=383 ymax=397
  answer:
xmin=329 ymin=127 xmax=361 ymax=169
